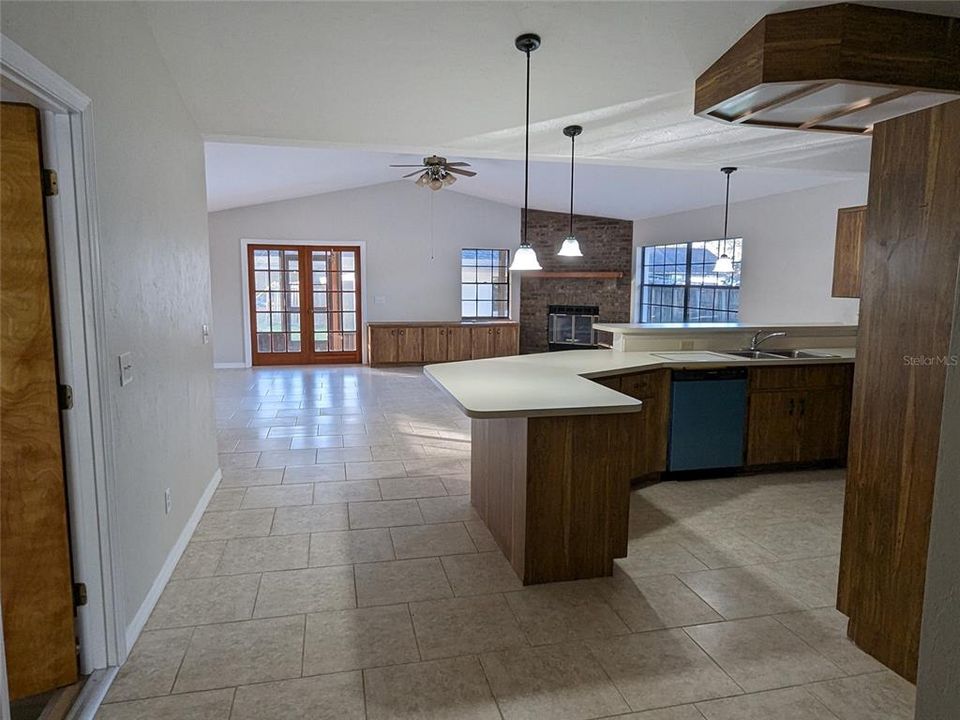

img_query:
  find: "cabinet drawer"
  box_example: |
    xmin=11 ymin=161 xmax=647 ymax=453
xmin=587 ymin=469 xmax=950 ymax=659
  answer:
xmin=749 ymin=364 xmax=851 ymax=391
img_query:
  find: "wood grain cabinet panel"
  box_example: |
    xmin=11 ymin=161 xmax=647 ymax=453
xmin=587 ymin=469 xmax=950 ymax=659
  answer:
xmin=368 ymin=326 xmax=398 ymax=365
xmin=422 ymin=327 xmax=448 ymax=363
xmin=396 ymin=327 xmax=423 ymax=363
xmin=833 ymin=206 xmax=867 ymax=298
xmin=494 ymin=324 xmax=519 ymax=356
xmin=797 ymin=388 xmax=849 ymax=463
xmin=471 ymin=326 xmax=496 ymax=359
xmin=747 ymin=390 xmax=802 ymax=465
xmin=446 ymin=326 xmax=473 ymax=362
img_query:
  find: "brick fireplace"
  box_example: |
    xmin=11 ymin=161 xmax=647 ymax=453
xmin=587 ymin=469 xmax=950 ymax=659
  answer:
xmin=519 ymin=209 xmax=633 ymax=354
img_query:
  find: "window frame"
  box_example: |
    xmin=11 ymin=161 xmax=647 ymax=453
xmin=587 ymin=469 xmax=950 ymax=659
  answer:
xmin=460 ymin=248 xmax=511 ymax=320
xmin=638 ymin=239 xmax=742 ymax=323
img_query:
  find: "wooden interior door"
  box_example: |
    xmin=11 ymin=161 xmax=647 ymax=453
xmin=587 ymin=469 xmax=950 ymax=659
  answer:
xmin=248 ymin=245 xmax=362 ymax=365
xmin=1 ymin=103 xmax=78 ymax=699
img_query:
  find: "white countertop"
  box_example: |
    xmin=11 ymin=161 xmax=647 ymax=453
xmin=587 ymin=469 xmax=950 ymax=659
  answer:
xmin=592 ymin=322 xmax=858 ymax=336
xmin=425 ymin=347 xmax=856 ymax=419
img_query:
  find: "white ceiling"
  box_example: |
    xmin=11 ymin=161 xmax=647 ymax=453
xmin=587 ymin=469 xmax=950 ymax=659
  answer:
xmin=153 ymin=1 xmax=957 ymax=214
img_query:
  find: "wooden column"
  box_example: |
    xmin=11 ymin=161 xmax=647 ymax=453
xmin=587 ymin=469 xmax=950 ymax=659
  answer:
xmin=471 ymin=412 xmax=640 ymax=584
xmin=838 ymin=99 xmax=960 ymax=681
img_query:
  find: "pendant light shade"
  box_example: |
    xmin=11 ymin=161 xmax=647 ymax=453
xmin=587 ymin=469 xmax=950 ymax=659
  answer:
xmin=557 ymin=124 xmax=584 ymax=257
xmin=509 ymin=33 xmax=543 ymax=272
xmin=712 ymin=166 xmax=738 ymax=274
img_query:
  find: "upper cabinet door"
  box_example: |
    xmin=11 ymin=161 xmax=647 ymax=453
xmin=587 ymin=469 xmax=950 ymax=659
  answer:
xmin=832 ymin=206 xmax=866 ymax=298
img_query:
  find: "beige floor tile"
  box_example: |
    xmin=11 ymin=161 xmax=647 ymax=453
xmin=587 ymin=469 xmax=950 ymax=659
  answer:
xmin=774 ymin=608 xmax=886 ymax=674
xmin=216 ymin=534 xmax=309 ymax=575
xmin=390 ymin=522 xmax=476 ymax=559
xmin=290 ymin=435 xmax=345 ymax=449
xmin=313 ymin=480 xmax=381 ymax=504
xmin=609 ymin=707 xmax=705 ymax=720
xmin=171 ymin=541 xmax=226 ymax=580
xmin=316 ymin=447 xmax=374 ymax=464
xmin=282 ymin=463 xmax=347 ymax=484
xmin=379 ymin=476 xmax=448 ymax=500
xmin=753 ymin=556 xmax=840 ymax=608
xmin=480 ymin=641 xmax=630 ymax=720
xmin=697 ymin=687 xmax=837 ymax=720
xmin=410 ymin=594 xmax=527 ymax=660
xmin=265 ymin=425 xmax=320 ymax=438
xmin=363 ymin=656 xmax=501 ymax=720
xmin=371 ymin=444 xmax=429 ymax=460
xmin=505 ymin=581 xmax=629 ymax=646
xmin=806 ymin=672 xmax=916 ymax=720
xmin=258 ymin=449 xmax=318 ymax=468
xmin=617 ymin=541 xmax=710 ymax=579
xmin=241 ymin=484 xmax=314 ymax=509
xmin=254 ymin=566 xmax=356 ymax=617
xmin=464 ymin=520 xmax=499 ymax=551
xmin=219 ymin=452 xmax=259 ymax=470
xmin=173 ymin=615 xmax=305 ymax=692
xmin=96 ymin=688 xmax=234 ymax=720
xmin=309 ymin=528 xmax=395 ymax=566
xmin=219 ymin=468 xmax=284 ymax=488
xmin=685 ymin=616 xmax=843 ymax=692
xmin=678 ymin=566 xmax=808 ymax=619
xmin=417 ymin=495 xmax=479 ymax=523
xmin=588 ymin=629 xmax=742 ymax=712
xmin=193 ymin=509 xmax=274 ymax=541
xmin=441 ymin=551 xmax=522 ymax=596
xmin=303 ymin=604 xmax=419 ymax=674
xmin=231 ymin=673 xmax=365 ymax=720
xmin=440 ymin=474 xmax=470 ymax=496
xmin=104 ymin=627 xmax=194 ymax=702
xmin=271 ymin=503 xmax=349 ymax=534
xmin=677 ymin=529 xmax=780 ymax=569
xmin=403 ymin=458 xmax=470 ymax=477
xmin=346 ymin=460 xmax=408 ymax=481
xmin=593 ymin=573 xmax=722 ymax=632
xmin=740 ymin=520 xmax=840 ymax=560
xmin=146 ymin=574 xmax=259 ymax=629
xmin=349 ymin=499 xmax=423 ymax=529
xmin=235 ymin=437 xmax=293 ymax=453
xmin=207 ymin=488 xmax=245 ymax=512
xmin=355 ymin=558 xmax=453 ymax=606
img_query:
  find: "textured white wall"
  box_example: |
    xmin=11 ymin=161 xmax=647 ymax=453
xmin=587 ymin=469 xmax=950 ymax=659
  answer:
xmin=207 ymin=182 xmax=521 ymax=365
xmin=2 ymin=3 xmax=218 ymax=634
xmin=632 ymin=179 xmax=868 ymax=325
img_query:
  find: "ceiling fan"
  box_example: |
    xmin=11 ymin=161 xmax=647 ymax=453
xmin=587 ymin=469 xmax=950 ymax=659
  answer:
xmin=390 ymin=155 xmax=476 ymax=190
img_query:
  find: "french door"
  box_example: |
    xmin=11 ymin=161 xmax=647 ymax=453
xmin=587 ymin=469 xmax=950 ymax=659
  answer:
xmin=248 ymin=244 xmax=362 ymax=365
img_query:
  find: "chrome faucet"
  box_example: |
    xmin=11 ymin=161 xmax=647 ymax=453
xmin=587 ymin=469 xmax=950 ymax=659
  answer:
xmin=748 ymin=330 xmax=786 ymax=350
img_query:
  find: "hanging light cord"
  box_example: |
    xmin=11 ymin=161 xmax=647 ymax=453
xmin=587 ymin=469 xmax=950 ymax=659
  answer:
xmin=522 ymin=47 xmax=531 ymax=247
xmin=723 ymin=169 xmax=731 ymax=238
xmin=569 ymin=132 xmax=575 ymax=237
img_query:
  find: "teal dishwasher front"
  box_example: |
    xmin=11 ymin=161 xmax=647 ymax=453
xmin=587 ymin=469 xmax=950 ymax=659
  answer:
xmin=668 ymin=368 xmax=748 ymax=472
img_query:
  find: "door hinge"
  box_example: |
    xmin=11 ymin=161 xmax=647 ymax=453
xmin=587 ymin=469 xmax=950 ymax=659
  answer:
xmin=58 ymin=383 xmax=74 ymax=410
xmin=73 ymin=582 xmax=87 ymax=607
xmin=42 ymin=168 xmax=59 ymax=197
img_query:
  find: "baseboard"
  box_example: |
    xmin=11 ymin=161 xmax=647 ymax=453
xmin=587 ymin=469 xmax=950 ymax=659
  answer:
xmin=123 ymin=467 xmax=221 ymax=651
xmin=214 ymin=362 xmax=247 ymax=369
xmin=65 ymin=667 xmax=118 ymax=720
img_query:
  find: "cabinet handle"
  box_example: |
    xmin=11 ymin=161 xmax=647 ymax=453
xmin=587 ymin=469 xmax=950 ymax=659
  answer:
xmin=399 ymin=330 xmax=404 ymax=335
xmin=440 ymin=330 xmax=445 ymax=335
xmin=391 ymin=330 xmax=396 ymax=336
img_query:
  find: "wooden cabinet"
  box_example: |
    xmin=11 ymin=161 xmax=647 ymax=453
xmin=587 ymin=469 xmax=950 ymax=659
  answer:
xmin=832 ymin=205 xmax=866 ymax=298
xmin=368 ymin=326 xmax=398 ymax=364
xmin=494 ymin=324 xmax=519 ymax=356
xmin=471 ymin=326 xmax=497 ymax=359
xmin=446 ymin=326 xmax=472 ymax=362
xmin=746 ymin=364 xmax=853 ymax=466
xmin=396 ymin=327 xmax=423 ymax=363
xmin=423 ymin=327 xmax=448 ymax=363
xmin=594 ymin=369 xmax=670 ymax=477
xmin=367 ymin=322 xmax=519 ymax=366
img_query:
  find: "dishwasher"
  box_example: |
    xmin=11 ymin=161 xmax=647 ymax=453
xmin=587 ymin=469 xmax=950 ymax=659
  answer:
xmin=668 ymin=368 xmax=748 ymax=472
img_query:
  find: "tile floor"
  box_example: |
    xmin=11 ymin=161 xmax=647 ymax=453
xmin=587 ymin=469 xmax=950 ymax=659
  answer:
xmin=97 ymin=365 xmax=916 ymax=720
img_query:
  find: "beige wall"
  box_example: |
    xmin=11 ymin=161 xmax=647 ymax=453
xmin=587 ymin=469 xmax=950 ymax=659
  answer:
xmin=207 ymin=181 xmax=520 ymax=366
xmin=2 ymin=2 xmax=218 ymax=638
xmin=632 ymin=179 xmax=868 ymax=325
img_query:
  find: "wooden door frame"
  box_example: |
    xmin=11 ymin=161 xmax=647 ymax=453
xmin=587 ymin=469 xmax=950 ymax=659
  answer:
xmin=240 ymin=238 xmax=368 ymax=366
xmin=2 ymin=34 xmax=124 ymax=705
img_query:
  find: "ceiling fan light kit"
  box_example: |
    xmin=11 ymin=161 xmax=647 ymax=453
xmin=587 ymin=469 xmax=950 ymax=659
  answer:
xmin=509 ymin=32 xmax=543 ymax=272
xmin=391 ymin=154 xmax=475 ymax=191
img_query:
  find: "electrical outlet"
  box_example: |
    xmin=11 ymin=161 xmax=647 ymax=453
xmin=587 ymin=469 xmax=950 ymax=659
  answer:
xmin=118 ymin=352 xmax=134 ymax=386
xmin=202 ymin=323 xmax=210 ymax=345
xmin=164 ymin=488 xmax=172 ymax=515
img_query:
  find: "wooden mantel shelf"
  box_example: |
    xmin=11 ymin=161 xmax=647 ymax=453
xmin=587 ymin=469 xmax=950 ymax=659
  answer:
xmin=523 ymin=271 xmax=624 ymax=280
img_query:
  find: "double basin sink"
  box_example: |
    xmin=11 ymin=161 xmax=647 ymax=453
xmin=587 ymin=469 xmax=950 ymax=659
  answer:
xmin=724 ymin=349 xmax=838 ymax=360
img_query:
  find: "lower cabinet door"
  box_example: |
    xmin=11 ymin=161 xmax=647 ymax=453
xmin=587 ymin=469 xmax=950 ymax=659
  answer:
xmin=446 ymin=327 xmax=472 ymax=361
xmin=422 ymin=327 xmax=448 ymax=363
xmin=369 ymin=327 xmax=398 ymax=364
xmin=494 ymin=325 xmax=519 ymax=356
xmin=637 ymin=393 xmax=669 ymax=475
xmin=797 ymin=389 xmax=849 ymax=463
xmin=746 ymin=390 xmax=800 ymax=465
xmin=471 ymin=326 xmax=496 ymax=359
xmin=396 ymin=327 xmax=423 ymax=363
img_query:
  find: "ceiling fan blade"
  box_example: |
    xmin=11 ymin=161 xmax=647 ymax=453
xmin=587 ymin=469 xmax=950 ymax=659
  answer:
xmin=389 ymin=164 xmax=428 ymax=168
xmin=447 ymin=167 xmax=477 ymax=177
xmin=445 ymin=162 xmax=471 ymax=167
xmin=402 ymin=170 xmax=425 ymax=178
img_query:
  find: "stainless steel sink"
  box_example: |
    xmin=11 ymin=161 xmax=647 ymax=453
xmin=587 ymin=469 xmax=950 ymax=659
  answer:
xmin=723 ymin=350 xmax=783 ymax=359
xmin=764 ymin=350 xmax=840 ymax=359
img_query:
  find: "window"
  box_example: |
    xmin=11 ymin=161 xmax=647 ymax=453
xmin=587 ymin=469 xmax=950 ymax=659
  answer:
xmin=639 ymin=239 xmax=742 ymax=322
xmin=461 ymin=248 xmax=510 ymax=318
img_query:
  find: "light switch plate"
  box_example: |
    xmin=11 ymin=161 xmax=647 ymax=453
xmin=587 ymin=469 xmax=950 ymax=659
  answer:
xmin=164 ymin=488 xmax=172 ymax=515
xmin=202 ymin=323 xmax=210 ymax=344
xmin=119 ymin=352 xmax=134 ymax=386
xmin=374 ymin=295 xmax=386 ymax=305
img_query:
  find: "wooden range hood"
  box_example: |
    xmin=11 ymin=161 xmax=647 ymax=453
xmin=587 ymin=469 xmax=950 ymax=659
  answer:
xmin=694 ymin=3 xmax=960 ymax=135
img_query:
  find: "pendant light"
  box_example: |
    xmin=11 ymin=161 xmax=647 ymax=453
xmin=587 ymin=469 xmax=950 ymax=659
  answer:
xmin=558 ymin=125 xmax=584 ymax=257
xmin=713 ymin=166 xmax=738 ymax=274
xmin=509 ymin=33 xmax=543 ymax=272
